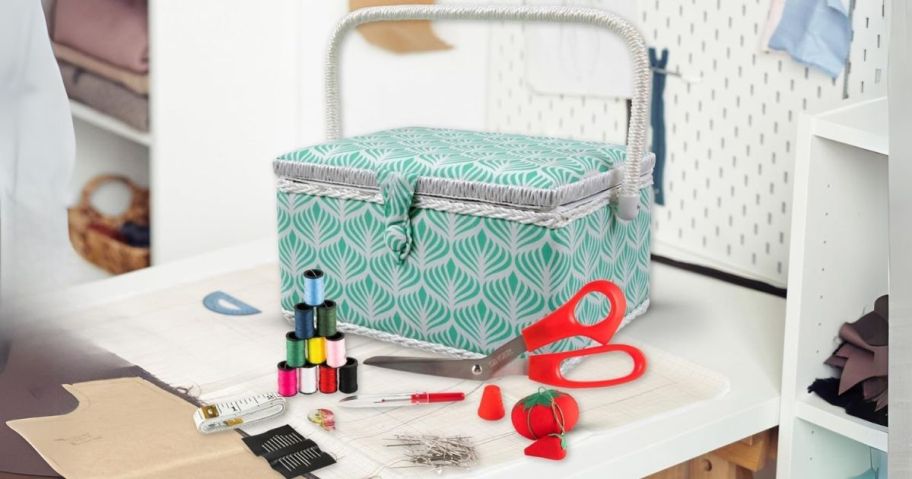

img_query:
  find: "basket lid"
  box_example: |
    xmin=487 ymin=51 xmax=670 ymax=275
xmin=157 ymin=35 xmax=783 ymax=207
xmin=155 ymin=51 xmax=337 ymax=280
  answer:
xmin=274 ymin=127 xmax=653 ymax=210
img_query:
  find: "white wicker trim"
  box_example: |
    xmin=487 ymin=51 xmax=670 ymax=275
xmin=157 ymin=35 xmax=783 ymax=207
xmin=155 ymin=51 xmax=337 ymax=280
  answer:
xmin=273 ymin=153 xmax=655 ymax=211
xmin=283 ymin=298 xmax=651 ymax=359
xmin=276 ymin=173 xmax=652 ymax=230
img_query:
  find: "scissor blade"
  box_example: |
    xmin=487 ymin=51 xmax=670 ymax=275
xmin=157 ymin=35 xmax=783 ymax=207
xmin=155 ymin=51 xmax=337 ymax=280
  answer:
xmin=364 ymin=336 xmax=529 ymax=381
xmin=364 ymin=356 xmax=487 ymax=380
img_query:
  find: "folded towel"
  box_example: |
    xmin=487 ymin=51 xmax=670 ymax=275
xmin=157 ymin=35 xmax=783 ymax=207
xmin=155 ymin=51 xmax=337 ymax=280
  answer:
xmin=54 ymin=42 xmax=148 ymax=95
xmin=53 ymin=0 xmax=148 ymax=73
xmin=59 ymin=61 xmax=149 ymax=131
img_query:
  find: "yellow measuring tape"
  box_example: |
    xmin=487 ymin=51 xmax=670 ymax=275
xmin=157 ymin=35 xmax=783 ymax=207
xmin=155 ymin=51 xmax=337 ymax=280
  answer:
xmin=193 ymin=393 xmax=287 ymax=434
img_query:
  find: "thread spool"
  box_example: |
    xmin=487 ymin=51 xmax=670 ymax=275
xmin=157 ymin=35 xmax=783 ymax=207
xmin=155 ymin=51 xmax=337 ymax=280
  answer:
xmin=325 ymin=333 xmax=346 ymax=368
xmin=285 ymin=331 xmax=306 ymax=367
xmin=317 ymin=300 xmax=337 ymax=337
xmin=319 ymin=363 xmax=338 ymax=394
xmin=307 ymin=337 xmax=326 ymax=364
xmin=277 ymin=361 xmax=298 ymax=397
xmin=294 ymin=303 xmax=315 ymax=339
xmin=303 ymin=269 xmax=325 ymax=306
xmin=338 ymin=357 xmax=358 ymax=394
xmin=299 ymin=362 xmax=319 ymax=394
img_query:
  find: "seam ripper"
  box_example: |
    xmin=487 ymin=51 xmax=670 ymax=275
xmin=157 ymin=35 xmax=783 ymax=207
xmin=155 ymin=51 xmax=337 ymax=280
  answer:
xmin=338 ymin=391 xmax=465 ymax=408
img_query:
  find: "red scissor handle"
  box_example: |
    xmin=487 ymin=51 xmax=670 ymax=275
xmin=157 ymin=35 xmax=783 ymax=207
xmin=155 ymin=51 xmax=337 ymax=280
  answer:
xmin=521 ymin=280 xmax=627 ymax=352
xmin=527 ymin=343 xmax=647 ymax=388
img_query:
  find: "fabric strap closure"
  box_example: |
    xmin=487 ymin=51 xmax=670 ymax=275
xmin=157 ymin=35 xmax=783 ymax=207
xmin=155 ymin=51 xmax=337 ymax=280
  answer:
xmin=378 ymin=170 xmax=419 ymax=262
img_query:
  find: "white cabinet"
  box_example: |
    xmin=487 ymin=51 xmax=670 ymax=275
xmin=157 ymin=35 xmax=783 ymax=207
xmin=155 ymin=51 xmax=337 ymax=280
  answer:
xmin=777 ymin=97 xmax=889 ymax=478
xmin=70 ymin=0 xmax=302 ymax=268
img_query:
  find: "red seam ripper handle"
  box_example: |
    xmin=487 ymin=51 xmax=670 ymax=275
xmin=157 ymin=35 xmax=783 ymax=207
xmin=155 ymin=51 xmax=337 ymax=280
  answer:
xmin=521 ymin=280 xmax=627 ymax=351
xmin=412 ymin=392 xmax=466 ymax=404
xmin=527 ymin=343 xmax=647 ymax=388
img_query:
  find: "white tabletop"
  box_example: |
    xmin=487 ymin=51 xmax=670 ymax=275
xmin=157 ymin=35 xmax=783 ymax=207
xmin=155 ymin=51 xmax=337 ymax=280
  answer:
xmin=7 ymin=239 xmax=785 ymax=478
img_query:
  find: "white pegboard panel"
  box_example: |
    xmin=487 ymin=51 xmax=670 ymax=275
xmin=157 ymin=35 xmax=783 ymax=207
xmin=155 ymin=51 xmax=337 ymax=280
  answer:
xmin=486 ymin=0 xmax=889 ymax=286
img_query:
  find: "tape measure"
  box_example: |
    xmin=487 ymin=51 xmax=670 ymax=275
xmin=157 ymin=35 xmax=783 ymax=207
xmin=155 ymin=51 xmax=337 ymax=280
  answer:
xmin=193 ymin=393 xmax=286 ymax=434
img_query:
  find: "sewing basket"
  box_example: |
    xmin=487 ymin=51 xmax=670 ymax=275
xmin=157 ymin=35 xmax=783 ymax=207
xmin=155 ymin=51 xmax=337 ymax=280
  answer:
xmin=275 ymin=5 xmax=654 ymax=358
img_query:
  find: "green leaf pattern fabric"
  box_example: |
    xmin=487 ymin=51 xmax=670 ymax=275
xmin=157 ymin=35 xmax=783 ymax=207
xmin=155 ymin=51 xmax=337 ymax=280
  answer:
xmin=277 ymin=188 xmax=652 ymax=356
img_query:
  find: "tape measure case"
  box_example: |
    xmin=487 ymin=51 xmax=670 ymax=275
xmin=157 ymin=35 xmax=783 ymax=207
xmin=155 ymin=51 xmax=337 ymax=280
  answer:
xmin=274 ymin=6 xmax=654 ymax=358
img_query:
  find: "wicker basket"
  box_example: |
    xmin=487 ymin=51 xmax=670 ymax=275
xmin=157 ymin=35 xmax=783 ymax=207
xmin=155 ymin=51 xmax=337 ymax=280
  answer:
xmin=68 ymin=174 xmax=150 ymax=274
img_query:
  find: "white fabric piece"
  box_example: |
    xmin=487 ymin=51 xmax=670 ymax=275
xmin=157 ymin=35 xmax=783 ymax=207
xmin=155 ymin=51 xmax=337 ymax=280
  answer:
xmin=0 ymin=0 xmax=80 ymax=302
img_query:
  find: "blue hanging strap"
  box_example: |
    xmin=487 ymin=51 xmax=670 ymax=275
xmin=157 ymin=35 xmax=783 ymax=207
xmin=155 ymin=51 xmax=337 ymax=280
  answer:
xmin=649 ymin=47 xmax=669 ymax=205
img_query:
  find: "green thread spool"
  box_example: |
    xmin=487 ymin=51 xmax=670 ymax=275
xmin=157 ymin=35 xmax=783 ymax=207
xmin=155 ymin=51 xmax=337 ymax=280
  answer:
xmin=317 ymin=299 xmax=336 ymax=338
xmin=317 ymin=300 xmax=337 ymax=337
xmin=286 ymin=331 xmax=306 ymax=367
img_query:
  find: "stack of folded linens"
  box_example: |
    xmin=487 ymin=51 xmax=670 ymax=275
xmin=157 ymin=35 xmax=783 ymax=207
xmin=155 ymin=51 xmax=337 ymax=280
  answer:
xmin=52 ymin=0 xmax=149 ymax=131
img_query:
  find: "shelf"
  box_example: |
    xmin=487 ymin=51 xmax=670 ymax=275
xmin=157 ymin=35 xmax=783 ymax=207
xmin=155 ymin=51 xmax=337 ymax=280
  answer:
xmin=795 ymin=394 xmax=888 ymax=452
xmin=811 ymin=97 xmax=889 ymax=155
xmin=69 ymin=100 xmax=152 ymax=147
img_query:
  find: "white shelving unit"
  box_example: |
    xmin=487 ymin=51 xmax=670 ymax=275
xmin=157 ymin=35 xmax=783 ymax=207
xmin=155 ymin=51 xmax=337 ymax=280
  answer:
xmin=777 ymin=97 xmax=890 ymax=478
xmin=65 ymin=1 xmax=304 ymax=275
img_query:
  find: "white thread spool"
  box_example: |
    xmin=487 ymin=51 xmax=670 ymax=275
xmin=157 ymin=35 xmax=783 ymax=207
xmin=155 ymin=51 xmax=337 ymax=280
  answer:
xmin=299 ymin=363 xmax=319 ymax=394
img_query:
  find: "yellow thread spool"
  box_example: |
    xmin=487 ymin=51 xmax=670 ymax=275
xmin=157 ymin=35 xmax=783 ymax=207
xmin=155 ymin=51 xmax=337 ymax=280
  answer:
xmin=307 ymin=337 xmax=326 ymax=364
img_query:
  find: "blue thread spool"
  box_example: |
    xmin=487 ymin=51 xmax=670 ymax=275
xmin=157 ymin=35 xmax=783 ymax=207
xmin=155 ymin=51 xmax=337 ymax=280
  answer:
xmin=294 ymin=303 xmax=315 ymax=339
xmin=303 ymin=269 xmax=325 ymax=306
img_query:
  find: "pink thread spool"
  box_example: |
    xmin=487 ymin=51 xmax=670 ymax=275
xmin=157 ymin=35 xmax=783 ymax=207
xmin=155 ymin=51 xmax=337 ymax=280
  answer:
xmin=277 ymin=361 xmax=298 ymax=397
xmin=325 ymin=333 xmax=347 ymax=368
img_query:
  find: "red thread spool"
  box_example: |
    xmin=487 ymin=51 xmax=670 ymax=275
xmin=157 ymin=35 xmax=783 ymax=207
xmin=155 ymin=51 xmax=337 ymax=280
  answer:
xmin=318 ymin=363 xmax=338 ymax=394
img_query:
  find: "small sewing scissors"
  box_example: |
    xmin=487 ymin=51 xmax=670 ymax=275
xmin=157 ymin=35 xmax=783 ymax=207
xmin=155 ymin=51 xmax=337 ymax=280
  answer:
xmin=364 ymin=280 xmax=647 ymax=388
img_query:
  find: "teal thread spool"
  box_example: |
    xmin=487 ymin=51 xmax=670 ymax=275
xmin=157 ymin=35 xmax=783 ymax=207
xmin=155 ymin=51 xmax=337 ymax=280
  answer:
xmin=317 ymin=300 xmax=337 ymax=337
xmin=286 ymin=331 xmax=306 ymax=367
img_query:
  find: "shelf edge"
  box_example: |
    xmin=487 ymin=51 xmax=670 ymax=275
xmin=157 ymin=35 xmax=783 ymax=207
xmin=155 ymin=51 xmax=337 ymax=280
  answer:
xmin=69 ymin=100 xmax=152 ymax=147
xmin=794 ymin=397 xmax=888 ymax=452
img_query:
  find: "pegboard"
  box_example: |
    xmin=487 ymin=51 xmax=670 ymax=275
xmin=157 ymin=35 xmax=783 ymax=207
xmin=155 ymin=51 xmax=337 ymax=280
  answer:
xmin=486 ymin=0 xmax=889 ymax=286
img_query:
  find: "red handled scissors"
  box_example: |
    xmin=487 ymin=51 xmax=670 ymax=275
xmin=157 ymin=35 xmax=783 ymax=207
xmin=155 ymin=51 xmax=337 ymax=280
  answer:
xmin=363 ymin=280 xmax=647 ymax=388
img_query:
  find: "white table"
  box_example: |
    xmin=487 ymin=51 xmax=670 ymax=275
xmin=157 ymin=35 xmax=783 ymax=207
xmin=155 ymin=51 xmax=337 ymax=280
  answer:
xmin=7 ymin=239 xmax=785 ymax=478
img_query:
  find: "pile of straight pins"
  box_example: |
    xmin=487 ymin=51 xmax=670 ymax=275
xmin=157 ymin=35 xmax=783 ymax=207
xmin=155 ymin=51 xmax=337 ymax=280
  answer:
xmin=385 ymin=434 xmax=478 ymax=472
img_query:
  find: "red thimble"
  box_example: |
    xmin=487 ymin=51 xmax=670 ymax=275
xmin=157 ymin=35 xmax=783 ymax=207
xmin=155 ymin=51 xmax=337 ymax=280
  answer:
xmin=477 ymin=384 xmax=505 ymax=421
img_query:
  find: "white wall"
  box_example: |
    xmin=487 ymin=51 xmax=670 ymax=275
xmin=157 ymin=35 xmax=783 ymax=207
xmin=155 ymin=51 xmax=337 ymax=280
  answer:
xmin=150 ymin=0 xmax=490 ymax=263
xmin=486 ymin=0 xmax=889 ymax=286
xmin=297 ymin=1 xmax=490 ymax=144
xmin=150 ymin=0 xmax=302 ymax=263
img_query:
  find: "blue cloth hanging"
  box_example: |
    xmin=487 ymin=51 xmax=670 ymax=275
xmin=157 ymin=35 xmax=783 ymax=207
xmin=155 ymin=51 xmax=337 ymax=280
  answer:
xmin=768 ymin=0 xmax=852 ymax=78
xmin=649 ymin=47 xmax=668 ymax=205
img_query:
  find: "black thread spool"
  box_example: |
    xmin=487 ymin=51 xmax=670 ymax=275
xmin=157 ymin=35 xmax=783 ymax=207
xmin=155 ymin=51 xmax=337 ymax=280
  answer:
xmin=338 ymin=357 xmax=358 ymax=394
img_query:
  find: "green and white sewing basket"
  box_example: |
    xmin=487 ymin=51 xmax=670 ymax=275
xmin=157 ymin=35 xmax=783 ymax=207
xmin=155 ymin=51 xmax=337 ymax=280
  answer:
xmin=275 ymin=5 xmax=653 ymax=358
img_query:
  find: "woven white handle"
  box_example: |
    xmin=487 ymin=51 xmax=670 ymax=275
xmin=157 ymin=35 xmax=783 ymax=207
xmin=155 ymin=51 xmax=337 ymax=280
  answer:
xmin=325 ymin=5 xmax=650 ymax=220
